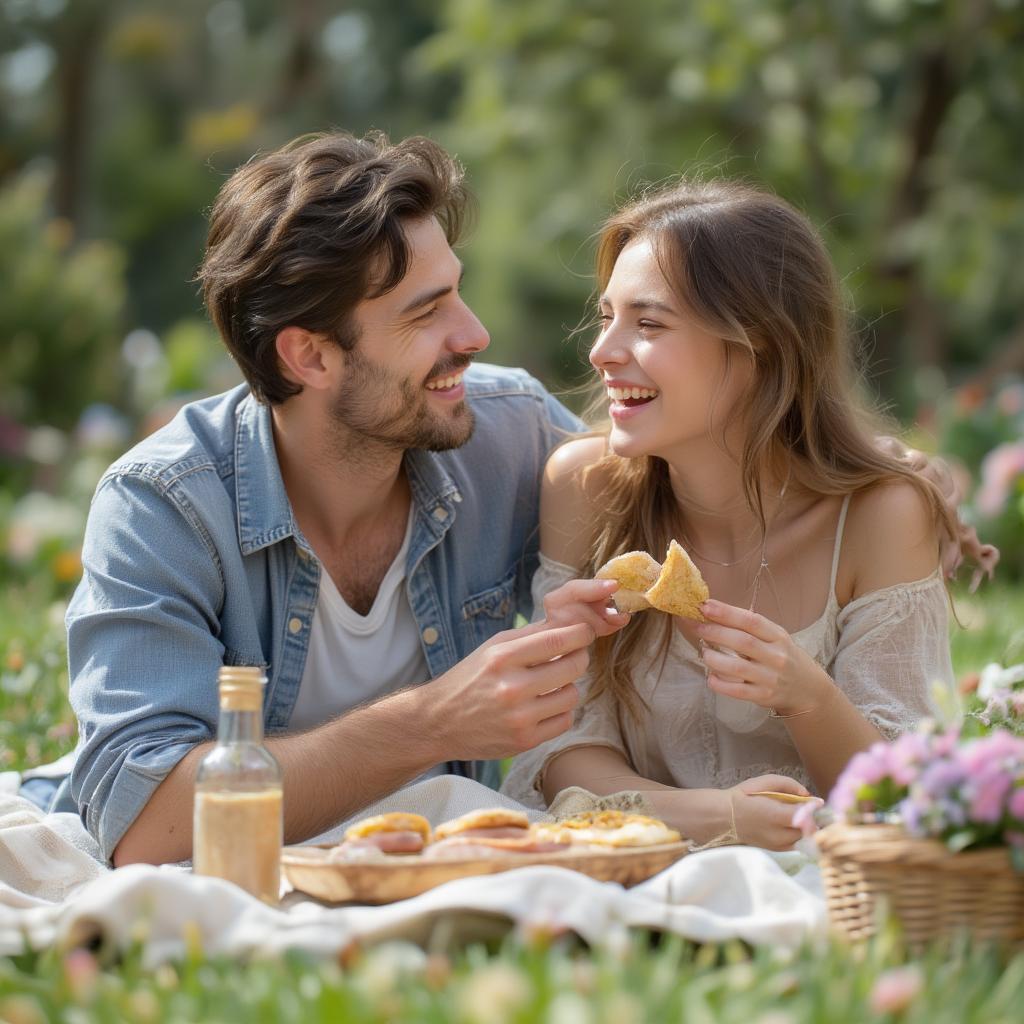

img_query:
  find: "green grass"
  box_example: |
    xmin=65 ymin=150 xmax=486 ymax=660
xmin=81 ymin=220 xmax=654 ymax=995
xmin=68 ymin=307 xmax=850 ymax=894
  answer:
xmin=2 ymin=575 xmax=1023 ymax=1019
xmin=949 ymin=581 xmax=1024 ymax=679
xmin=0 ymin=579 xmax=76 ymax=771
xmin=2 ymin=929 xmax=1024 ymax=1024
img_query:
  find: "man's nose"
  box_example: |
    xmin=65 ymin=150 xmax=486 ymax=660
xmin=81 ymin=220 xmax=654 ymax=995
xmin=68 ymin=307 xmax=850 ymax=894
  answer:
xmin=449 ymin=299 xmax=490 ymax=354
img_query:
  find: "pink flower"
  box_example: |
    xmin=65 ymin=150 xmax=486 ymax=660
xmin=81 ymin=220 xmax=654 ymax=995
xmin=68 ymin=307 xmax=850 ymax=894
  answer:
xmin=996 ymin=383 xmax=1024 ymax=417
xmin=976 ymin=441 xmax=1024 ymax=518
xmin=869 ymin=966 xmax=923 ymax=1014
xmin=791 ymin=799 xmax=824 ymax=837
xmin=968 ymin=774 xmax=1012 ymax=824
xmin=63 ymin=949 xmax=99 ymax=1003
xmin=1009 ymin=787 xmax=1024 ymax=821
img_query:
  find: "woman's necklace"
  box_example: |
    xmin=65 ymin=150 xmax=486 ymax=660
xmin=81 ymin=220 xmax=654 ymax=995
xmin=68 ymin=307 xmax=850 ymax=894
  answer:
xmin=681 ymin=474 xmax=790 ymax=612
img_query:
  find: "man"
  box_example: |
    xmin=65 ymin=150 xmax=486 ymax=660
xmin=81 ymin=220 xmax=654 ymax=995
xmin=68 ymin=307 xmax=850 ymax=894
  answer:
xmin=53 ymin=131 xmax=620 ymax=866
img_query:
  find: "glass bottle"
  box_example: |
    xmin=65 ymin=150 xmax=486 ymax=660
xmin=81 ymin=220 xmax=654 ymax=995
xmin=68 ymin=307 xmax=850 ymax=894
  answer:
xmin=193 ymin=666 xmax=283 ymax=904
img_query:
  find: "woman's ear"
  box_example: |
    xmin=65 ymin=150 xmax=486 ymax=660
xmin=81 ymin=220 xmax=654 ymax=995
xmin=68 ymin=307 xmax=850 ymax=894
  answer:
xmin=275 ymin=327 xmax=336 ymax=392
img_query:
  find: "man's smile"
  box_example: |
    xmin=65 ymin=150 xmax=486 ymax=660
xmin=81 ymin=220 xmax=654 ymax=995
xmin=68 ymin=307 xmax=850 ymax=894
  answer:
xmin=425 ymin=370 xmax=466 ymax=392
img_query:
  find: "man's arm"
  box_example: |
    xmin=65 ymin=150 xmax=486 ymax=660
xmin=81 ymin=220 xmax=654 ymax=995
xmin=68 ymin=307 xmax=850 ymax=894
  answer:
xmin=114 ymin=618 xmax=596 ymax=865
xmin=114 ymin=682 xmax=440 ymax=865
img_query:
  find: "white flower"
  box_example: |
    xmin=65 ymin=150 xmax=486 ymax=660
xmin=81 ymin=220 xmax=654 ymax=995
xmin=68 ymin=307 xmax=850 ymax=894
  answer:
xmin=546 ymin=992 xmax=593 ymax=1024
xmin=457 ymin=963 xmax=531 ymax=1024
xmin=977 ymin=662 xmax=1024 ymax=701
xmin=356 ymin=941 xmax=427 ymax=999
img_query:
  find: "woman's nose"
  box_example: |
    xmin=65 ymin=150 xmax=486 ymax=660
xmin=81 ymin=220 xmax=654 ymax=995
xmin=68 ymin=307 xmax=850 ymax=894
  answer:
xmin=589 ymin=323 xmax=628 ymax=371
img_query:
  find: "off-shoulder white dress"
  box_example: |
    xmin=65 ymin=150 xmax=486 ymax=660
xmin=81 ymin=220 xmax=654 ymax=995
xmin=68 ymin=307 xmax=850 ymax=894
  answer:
xmin=501 ymin=496 xmax=955 ymax=809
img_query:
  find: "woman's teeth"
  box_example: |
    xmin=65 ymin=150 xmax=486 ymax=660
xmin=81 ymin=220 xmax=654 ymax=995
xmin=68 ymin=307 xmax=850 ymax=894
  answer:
xmin=426 ymin=373 xmax=464 ymax=390
xmin=607 ymin=386 xmax=658 ymax=401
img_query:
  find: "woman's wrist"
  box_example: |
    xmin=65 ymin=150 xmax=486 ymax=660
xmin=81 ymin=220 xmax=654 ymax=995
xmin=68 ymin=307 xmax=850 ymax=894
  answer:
xmin=771 ymin=666 xmax=838 ymax=718
xmin=646 ymin=787 xmax=734 ymax=846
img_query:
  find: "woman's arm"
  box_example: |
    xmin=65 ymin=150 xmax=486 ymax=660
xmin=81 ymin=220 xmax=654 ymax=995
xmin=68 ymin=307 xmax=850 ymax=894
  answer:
xmin=543 ymin=745 xmax=810 ymax=850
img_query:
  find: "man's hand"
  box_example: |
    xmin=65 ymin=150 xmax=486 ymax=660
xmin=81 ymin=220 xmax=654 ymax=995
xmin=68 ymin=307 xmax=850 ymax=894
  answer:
xmin=542 ymin=577 xmax=630 ymax=637
xmin=428 ymin=621 xmax=595 ymax=760
xmin=876 ymin=435 xmax=1000 ymax=589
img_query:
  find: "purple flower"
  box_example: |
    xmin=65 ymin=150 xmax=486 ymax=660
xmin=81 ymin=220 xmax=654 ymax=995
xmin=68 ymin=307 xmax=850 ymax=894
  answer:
xmin=830 ymin=725 xmax=1024 ymax=853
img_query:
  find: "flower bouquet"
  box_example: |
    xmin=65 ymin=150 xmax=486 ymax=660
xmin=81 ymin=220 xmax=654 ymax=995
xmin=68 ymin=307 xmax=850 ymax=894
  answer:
xmin=812 ymin=725 xmax=1024 ymax=947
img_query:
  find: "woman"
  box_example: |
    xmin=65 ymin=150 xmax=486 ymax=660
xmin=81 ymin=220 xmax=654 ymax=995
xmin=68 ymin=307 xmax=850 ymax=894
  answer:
xmin=502 ymin=179 xmax=960 ymax=850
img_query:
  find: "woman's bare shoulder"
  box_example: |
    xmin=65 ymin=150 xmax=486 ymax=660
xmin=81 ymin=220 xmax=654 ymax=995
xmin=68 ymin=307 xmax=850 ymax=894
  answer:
xmin=540 ymin=435 xmax=610 ymax=568
xmin=544 ymin=435 xmax=609 ymax=487
xmin=843 ymin=479 xmax=940 ymax=600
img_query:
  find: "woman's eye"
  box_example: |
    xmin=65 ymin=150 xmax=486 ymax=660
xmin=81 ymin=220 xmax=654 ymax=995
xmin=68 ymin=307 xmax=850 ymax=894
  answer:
xmin=597 ymin=312 xmax=613 ymax=325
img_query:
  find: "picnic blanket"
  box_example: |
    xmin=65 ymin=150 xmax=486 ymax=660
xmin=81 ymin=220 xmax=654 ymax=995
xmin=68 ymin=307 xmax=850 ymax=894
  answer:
xmin=0 ymin=775 xmax=826 ymax=964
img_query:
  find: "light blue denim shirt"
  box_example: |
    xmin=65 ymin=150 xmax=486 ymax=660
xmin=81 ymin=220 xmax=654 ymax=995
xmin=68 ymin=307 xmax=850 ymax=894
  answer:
xmin=54 ymin=363 xmax=583 ymax=861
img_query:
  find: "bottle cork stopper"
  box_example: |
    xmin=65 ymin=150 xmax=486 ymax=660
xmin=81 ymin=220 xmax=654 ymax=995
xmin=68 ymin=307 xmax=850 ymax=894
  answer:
xmin=218 ymin=666 xmax=266 ymax=712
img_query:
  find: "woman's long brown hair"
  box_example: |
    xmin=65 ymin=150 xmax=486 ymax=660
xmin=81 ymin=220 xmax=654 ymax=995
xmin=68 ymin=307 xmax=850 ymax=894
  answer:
xmin=577 ymin=179 xmax=957 ymax=723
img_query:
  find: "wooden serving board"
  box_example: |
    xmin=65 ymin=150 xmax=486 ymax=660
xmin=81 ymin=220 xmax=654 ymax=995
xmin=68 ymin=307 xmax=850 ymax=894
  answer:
xmin=282 ymin=840 xmax=691 ymax=904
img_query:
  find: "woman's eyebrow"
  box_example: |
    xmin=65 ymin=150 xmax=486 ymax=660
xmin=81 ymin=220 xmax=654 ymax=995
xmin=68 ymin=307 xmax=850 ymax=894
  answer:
xmin=599 ymin=294 xmax=678 ymax=316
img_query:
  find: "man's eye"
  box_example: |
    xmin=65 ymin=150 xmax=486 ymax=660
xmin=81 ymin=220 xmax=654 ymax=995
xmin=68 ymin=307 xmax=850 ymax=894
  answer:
xmin=417 ymin=306 xmax=439 ymax=321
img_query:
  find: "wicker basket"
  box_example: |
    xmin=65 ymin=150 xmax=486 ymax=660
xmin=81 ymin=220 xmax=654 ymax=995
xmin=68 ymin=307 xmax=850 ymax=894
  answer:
xmin=816 ymin=822 xmax=1024 ymax=948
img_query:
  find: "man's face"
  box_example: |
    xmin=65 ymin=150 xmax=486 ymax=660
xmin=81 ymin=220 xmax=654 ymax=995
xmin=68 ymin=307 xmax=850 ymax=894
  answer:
xmin=328 ymin=217 xmax=490 ymax=454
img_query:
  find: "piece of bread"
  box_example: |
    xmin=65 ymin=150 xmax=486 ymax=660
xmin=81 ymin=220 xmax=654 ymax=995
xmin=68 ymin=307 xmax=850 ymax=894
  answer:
xmin=432 ymin=808 xmax=530 ymax=842
xmin=595 ymin=551 xmax=661 ymax=612
xmin=643 ymin=540 xmax=709 ymax=621
xmin=344 ymin=811 xmax=432 ymax=844
xmin=533 ymin=810 xmax=681 ymax=848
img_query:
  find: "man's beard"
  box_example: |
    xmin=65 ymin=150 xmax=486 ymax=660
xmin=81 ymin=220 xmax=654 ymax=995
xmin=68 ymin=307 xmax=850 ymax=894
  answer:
xmin=327 ymin=347 xmax=476 ymax=457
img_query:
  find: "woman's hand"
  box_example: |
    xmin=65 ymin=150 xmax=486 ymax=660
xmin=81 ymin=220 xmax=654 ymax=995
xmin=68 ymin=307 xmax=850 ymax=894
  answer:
xmin=541 ymin=578 xmax=631 ymax=638
xmin=729 ymin=774 xmax=817 ymax=850
xmin=695 ymin=599 xmax=835 ymax=717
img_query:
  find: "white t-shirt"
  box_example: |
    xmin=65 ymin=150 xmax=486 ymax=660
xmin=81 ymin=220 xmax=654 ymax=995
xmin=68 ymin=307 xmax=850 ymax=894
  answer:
xmin=291 ymin=514 xmax=443 ymax=780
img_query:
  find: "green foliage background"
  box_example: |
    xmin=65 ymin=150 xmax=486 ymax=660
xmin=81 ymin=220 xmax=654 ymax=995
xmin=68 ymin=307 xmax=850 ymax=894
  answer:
xmin=2 ymin=0 xmax=1023 ymax=430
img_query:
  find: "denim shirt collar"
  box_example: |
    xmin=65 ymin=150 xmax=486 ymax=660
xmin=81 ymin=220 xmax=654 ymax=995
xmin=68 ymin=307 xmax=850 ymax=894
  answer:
xmin=234 ymin=395 xmax=302 ymax=556
xmin=233 ymin=393 xmax=462 ymax=557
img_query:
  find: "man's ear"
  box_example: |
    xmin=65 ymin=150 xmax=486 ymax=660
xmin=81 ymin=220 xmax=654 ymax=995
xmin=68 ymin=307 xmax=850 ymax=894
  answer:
xmin=275 ymin=327 xmax=335 ymax=392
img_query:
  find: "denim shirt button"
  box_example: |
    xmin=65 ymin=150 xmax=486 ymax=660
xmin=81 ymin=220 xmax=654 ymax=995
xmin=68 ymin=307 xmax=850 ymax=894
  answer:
xmin=421 ymin=626 xmax=439 ymax=645
xmin=432 ymin=507 xmax=449 ymax=521
xmin=288 ymin=617 xmax=303 ymax=634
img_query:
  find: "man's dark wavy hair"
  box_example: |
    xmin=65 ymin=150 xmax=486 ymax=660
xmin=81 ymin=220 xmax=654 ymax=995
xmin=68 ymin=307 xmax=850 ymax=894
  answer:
xmin=198 ymin=131 xmax=471 ymax=404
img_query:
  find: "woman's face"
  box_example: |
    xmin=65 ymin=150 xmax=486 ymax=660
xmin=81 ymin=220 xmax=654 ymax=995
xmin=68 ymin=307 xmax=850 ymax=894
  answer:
xmin=589 ymin=236 xmax=752 ymax=461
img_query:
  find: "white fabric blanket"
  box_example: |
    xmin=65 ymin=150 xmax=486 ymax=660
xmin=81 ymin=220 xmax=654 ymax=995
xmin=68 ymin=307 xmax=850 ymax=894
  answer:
xmin=0 ymin=776 xmax=826 ymax=963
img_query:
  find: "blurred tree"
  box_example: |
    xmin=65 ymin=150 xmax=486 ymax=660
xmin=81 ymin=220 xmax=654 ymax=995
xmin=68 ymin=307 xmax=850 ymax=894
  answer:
xmin=1 ymin=0 xmax=1021 ymax=419
xmin=0 ymin=169 xmax=126 ymax=430
xmin=419 ymin=0 xmax=1024 ymax=408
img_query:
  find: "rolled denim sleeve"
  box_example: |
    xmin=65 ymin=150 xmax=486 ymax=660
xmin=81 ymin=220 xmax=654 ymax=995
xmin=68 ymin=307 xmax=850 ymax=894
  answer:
xmin=67 ymin=470 xmax=229 ymax=862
